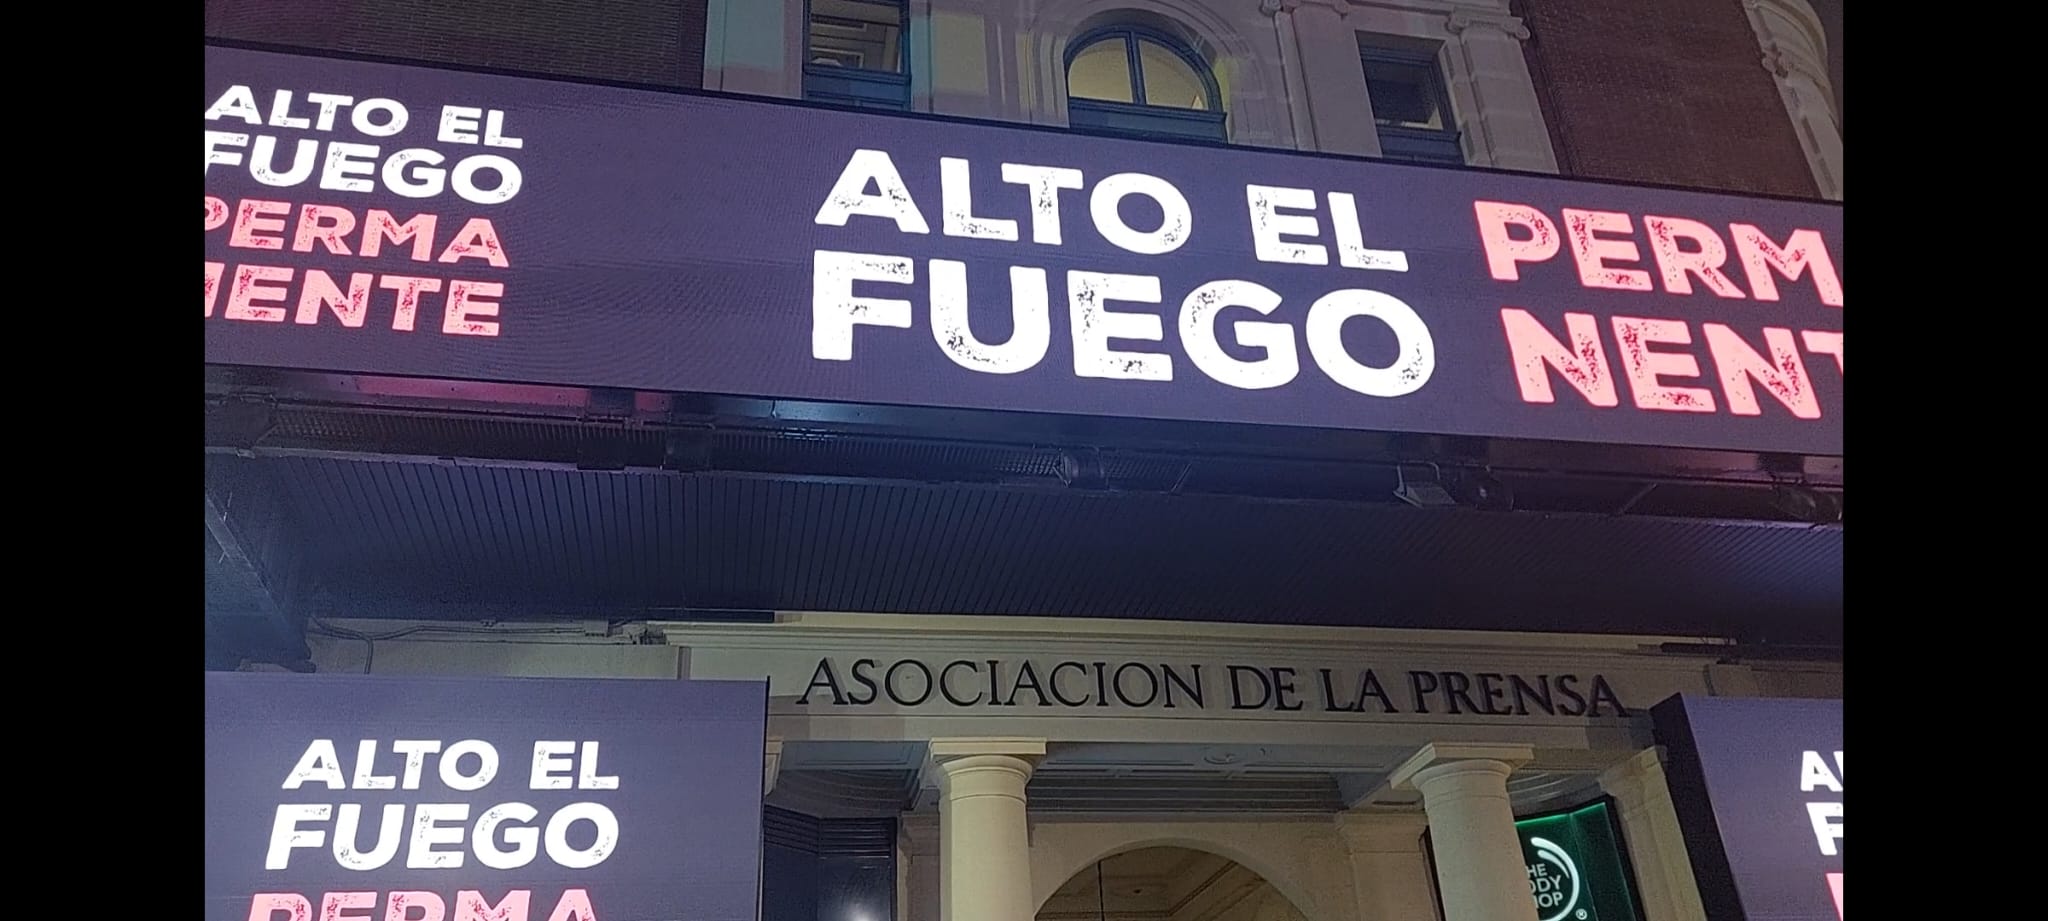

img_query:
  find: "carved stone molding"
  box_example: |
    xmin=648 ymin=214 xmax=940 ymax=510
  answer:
xmin=1261 ymin=0 xmax=1353 ymax=17
xmin=1741 ymin=0 xmax=1842 ymax=198
xmin=1759 ymin=39 xmax=1831 ymax=92
xmin=1744 ymin=0 xmax=1834 ymax=94
xmin=1445 ymin=10 xmax=1530 ymax=41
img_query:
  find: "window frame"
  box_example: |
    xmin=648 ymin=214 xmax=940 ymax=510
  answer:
xmin=803 ymin=0 xmax=912 ymax=111
xmin=1358 ymin=41 xmax=1464 ymax=165
xmin=1063 ymin=25 xmax=1228 ymax=143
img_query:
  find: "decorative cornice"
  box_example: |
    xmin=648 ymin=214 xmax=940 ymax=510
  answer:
xmin=1741 ymin=0 xmax=1841 ymax=199
xmin=1261 ymin=0 xmax=1354 ymax=17
xmin=1744 ymin=0 xmax=1829 ymax=50
xmin=1446 ymin=10 xmax=1530 ymax=41
xmin=1759 ymin=40 xmax=1832 ymax=92
xmin=1743 ymin=0 xmax=1834 ymax=93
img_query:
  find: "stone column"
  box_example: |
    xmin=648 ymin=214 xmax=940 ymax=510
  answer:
xmin=1338 ymin=810 xmax=1441 ymax=921
xmin=1442 ymin=10 xmax=1559 ymax=173
xmin=929 ymin=738 xmax=1046 ymax=921
xmin=1266 ymin=0 xmax=1384 ymax=156
xmin=899 ymin=813 xmax=941 ymax=921
xmin=1600 ymin=748 xmax=1707 ymax=921
xmin=1391 ymin=743 xmax=1537 ymax=921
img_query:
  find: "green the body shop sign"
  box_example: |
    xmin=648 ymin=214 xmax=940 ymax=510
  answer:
xmin=1516 ymin=801 xmax=1643 ymax=921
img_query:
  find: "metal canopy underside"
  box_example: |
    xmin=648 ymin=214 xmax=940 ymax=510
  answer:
xmin=202 ymin=458 xmax=1842 ymax=645
xmin=203 ymin=375 xmax=1844 ymax=661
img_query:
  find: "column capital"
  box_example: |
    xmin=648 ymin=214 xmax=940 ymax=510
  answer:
xmin=928 ymin=737 xmax=1047 ymax=764
xmin=1336 ymin=809 xmax=1429 ymax=852
xmin=926 ymin=737 xmax=1046 ymax=790
xmin=1445 ymin=10 xmax=1531 ymax=41
xmin=1389 ymin=742 xmax=1534 ymax=791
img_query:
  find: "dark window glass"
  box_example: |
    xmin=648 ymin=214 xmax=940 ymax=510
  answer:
xmin=805 ymin=0 xmax=910 ymax=110
xmin=1359 ymin=41 xmax=1462 ymax=165
xmin=808 ymin=0 xmax=904 ymax=73
xmin=1363 ymin=57 xmax=1444 ymax=129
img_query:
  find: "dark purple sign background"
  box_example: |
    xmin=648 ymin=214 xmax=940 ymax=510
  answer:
xmin=204 ymin=673 xmax=766 ymax=921
xmin=1652 ymin=695 xmax=1843 ymax=921
xmin=204 ymin=45 xmax=1843 ymax=456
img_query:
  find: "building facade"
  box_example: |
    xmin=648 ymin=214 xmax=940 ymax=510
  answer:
xmin=290 ymin=613 xmax=1841 ymax=921
xmin=205 ymin=1 xmax=1844 ymax=920
xmin=205 ymin=0 xmax=1842 ymax=195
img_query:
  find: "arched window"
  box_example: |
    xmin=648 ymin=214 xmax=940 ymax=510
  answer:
xmin=1064 ymin=25 xmax=1226 ymax=142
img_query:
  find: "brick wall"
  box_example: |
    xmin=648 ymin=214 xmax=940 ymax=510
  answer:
xmin=204 ymin=0 xmax=707 ymax=89
xmin=1512 ymin=0 xmax=1818 ymax=198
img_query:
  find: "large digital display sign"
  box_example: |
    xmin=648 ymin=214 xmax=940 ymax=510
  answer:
xmin=205 ymin=43 xmax=1843 ymax=456
xmin=205 ymin=673 xmax=769 ymax=921
xmin=1652 ymin=695 xmax=1843 ymax=920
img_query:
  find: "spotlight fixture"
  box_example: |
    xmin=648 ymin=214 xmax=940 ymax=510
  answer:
xmin=1458 ymin=469 xmax=1516 ymax=512
xmin=1058 ymin=449 xmax=1108 ymax=489
xmin=211 ymin=397 xmax=275 ymax=454
xmin=1394 ymin=464 xmax=1458 ymax=508
xmin=1770 ymin=484 xmax=1841 ymax=524
xmin=661 ymin=430 xmax=713 ymax=472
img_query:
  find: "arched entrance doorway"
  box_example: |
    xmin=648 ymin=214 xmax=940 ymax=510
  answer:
xmin=1037 ymin=846 xmax=1309 ymax=921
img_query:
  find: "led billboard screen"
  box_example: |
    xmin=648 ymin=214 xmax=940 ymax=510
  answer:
xmin=206 ymin=44 xmax=1843 ymax=456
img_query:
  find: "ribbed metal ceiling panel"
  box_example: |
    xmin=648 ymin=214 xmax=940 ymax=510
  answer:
xmin=223 ymin=455 xmax=1841 ymax=641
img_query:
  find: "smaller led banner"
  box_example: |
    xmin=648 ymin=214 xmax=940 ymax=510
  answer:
xmin=204 ymin=673 xmax=769 ymax=921
xmin=1652 ymin=695 xmax=1843 ymax=921
xmin=1516 ymin=801 xmax=1644 ymax=921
